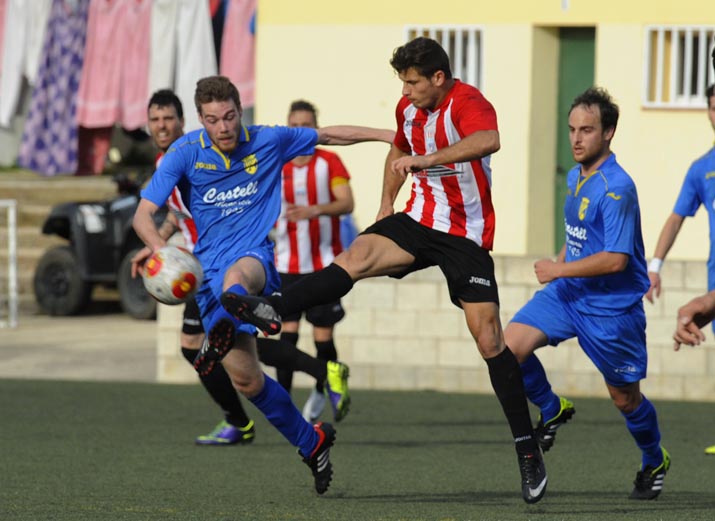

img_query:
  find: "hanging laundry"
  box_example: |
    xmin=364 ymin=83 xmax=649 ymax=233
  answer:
xmin=76 ymin=0 xmax=151 ymax=131
xmin=220 ymin=0 xmax=256 ymax=108
xmin=0 ymin=0 xmax=53 ymax=128
xmin=18 ymin=0 xmax=90 ymax=176
xmin=119 ymin=0 xmax=151 ymax=129
xmin=150 ymin=0 xmax=217 ymax=132
xmin=0 ymin=0 xmax=8 ymax=76
xmin=147 ymin=0 xmax=177 ymax=96
xmin=175 ymin=0 xmax=217 ymax=131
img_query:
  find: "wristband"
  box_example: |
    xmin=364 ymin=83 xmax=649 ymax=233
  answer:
xmin=648 ymin=258 xmax=663 ymax=274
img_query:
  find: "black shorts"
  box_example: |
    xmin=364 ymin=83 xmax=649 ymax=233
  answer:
xmin=363 ymin=212 xmax=499 ymax=307
xmin=279 ymin=272 xmax=346 ymax=327
xmin=182 ymin=298 xmax=204 ymax=335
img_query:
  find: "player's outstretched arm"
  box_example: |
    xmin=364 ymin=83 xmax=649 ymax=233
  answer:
xmin=377 ymin=145 xmax=409 ymax=221
xmin=391 ymin=130 xmax=499 ymax=176
xmin=673 ymin=290 xmax=715 ymax=350
xmin=534 ymin=251 xmax=628 ymax=284
xmin=317 ymin=126 xmax=395 ymax=146
xmin=133 ymin=198 xmax=167 ymax=253
xmin=646 ymin=212 xmax=685 ymax=303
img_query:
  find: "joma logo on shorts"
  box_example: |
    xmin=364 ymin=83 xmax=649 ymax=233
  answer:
xmin=469 ymin=276 xmax=491 ymax=287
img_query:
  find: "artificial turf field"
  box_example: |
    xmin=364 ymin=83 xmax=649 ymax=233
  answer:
xmin=2 ymin=378 xmax=715 ymax=521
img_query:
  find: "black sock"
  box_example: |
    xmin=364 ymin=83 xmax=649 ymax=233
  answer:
xmin=313 ymin=340 xmax=337 ymax=392
xmin=181 ymin=347 xmax=250 ymax=428
xmin=485 ymin=346 xmax=538 ymax=455
xmin=276 ymin=332 xmax=298 ymax=392
xmin=269 ymin=264 xmax=353 ymax=317
xmin=256 ymin=335 xmax=328 ymax=389
xmin=257 ymin=333 xmax=299 ymax=391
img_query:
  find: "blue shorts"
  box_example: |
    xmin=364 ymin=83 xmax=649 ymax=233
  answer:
xmin=195 ymin=244 xmax=281 ymax=336
xmin=511 ymin=282 xmax=647 ymax=386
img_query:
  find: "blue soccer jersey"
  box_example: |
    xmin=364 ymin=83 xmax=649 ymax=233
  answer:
xmin=672 ymin=146 xmax=715 ymax=290
xmin=559 ymin=153 xmax=649 ymax=314
xmin=141 ymin=125 xmax=318 ymax=273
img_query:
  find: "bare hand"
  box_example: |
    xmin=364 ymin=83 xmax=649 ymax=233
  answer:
xmin=391 ymin=155 xmax=430 ymax=177
xmin=131 ymin=246 xmax=153 ymax=278
xmin=644 ymin=271 xmax=661 ymax=304
xmin=673 ymin=295 xmax=714 ymax=350
xmin=285 ymin=204 xmax=318 ymax=222
xmin=375 ymin=204 xmax=394 ymax=222
xmin=534 ymin=258 xmax=559 ymax=284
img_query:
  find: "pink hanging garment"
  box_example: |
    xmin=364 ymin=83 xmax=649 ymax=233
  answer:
xmin=76 ymin=0 xmax=124 ymax=128
xmin=119 ymin=0 xmax=151 ymax=129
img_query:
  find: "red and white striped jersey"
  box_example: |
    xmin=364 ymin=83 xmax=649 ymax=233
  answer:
xmin=394 ymin=80 xmax=498 ymax=250
xmin=274 ymin=149 xmax=350 ymax=274
xmin=156 ymin=152 xmax=198 ymax=251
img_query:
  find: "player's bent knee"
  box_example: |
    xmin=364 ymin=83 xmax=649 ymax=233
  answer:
xmin=226 ymin=369 xmax=264 ymax=398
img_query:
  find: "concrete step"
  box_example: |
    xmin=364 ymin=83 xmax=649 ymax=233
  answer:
xmin=0 ymin=226 xmax=65 ymax=249
xmin=0 ymin=170 xmax=117 ymax=206
xmin=0 ymin=169 xmax=142 ymax=312
xmin=0 ymin=170 xmax=120 ymax=228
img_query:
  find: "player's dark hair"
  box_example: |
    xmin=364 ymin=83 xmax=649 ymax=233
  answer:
xmin=569 ymin=87 xmax=619 ymax=132
xmin=148 ymin=89 xmax=183 ymax=119
xmin=194 ymin=76 xmax=241 ymax=115
xmin=707 ymin=83 xmax=714 ymax=101
xmin=390 ymin=37 xmax=453 ymax=79
xmin=289 ymin=99 xmax=318 ymax=126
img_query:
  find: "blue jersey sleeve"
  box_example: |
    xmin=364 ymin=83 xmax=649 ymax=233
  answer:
xmin=276 ymin=126 xmax=318 ymax=163
xmin=141 ymin=146 xmax=189 ymax=207
xmin=673 ymin=163 xmax=703 ymax=217
xmin=600 ymin=186 xmax=638 ymax=256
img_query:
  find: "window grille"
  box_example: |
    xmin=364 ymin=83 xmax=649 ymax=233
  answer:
xmin=643 ymin=26 xmax=715 ymax=108
xmin=404 ymin=26 xmax=483 ymax=89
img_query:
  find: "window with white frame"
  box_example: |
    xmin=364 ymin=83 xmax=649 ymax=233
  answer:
xmin=643 ymin=26 xmax=715 ymax=109
xmin=404 ymin=26 xmax=483 ymax=90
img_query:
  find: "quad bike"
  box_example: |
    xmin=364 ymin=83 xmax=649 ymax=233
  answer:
xmin=33 ymin=172 xmax=167 ymax=319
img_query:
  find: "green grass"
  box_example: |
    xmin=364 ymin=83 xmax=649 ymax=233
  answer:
xmin=2 ymin=379 xmax=715 ymax=521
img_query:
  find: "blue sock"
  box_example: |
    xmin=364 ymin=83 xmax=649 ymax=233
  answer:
xmin=207 ymin=306 xmax=239 ymax=333
xmin=209 ymin=283 xmax=250 ymax=331
xmin=520 ymin=354 xmax=560 ymax=421
xmin=622 ymin=396 xmax=662 ymax=468
xmin=249 ymin=374 xmax=318 ymax=457
xmin=226 ymin=283 xmax=248 ymax=297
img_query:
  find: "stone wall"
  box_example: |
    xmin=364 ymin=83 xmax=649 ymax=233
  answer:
xmin=156 ymin=256 xmax=715 ymax=402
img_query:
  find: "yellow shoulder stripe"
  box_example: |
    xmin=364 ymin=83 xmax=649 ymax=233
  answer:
xmin=330 ymin=177 xmax=349 ymax=188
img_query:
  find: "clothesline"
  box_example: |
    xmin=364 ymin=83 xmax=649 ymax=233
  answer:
xmin=0 ymin=0 xmax=256 ymax=176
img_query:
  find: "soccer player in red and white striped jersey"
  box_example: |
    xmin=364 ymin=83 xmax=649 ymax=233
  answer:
xmin=271 ymin=100 xmax=354 ymax=422
xmin=224 ymin=37 xmax=547 ymax=503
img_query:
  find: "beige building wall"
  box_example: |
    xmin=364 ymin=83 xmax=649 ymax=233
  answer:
xmin=258 ymin=1 xmax=715 ymax=260
xmin=157 ymin=257 xmax=715 ymax=401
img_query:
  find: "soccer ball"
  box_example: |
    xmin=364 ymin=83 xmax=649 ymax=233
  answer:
xmin=142 ymin=246 xmax=203 ymax=305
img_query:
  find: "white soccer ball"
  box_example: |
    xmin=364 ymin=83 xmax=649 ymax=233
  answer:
xmin=142 ymin=246 xmax=203 ymax=305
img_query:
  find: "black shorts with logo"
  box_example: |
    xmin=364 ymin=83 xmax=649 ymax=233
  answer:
xmin=182 ymin=297 xmax=204 ymax=335
xmin=363 ymin=212 xmax=499 ymax=307
xmin=280 ymin=272 xmax=346 ymax=327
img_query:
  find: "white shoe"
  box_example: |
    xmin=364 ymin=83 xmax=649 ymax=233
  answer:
xmin=302 ymin=389 xmax=327 ymax=422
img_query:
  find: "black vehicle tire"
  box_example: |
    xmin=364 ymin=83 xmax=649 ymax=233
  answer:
xmin=118 ymin=249 xmax=156 ymax=320
xmin=33 ymin=245 xmax=92 ymax=316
